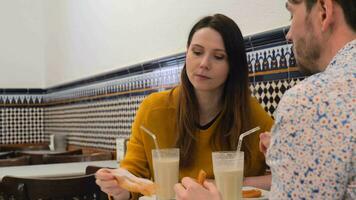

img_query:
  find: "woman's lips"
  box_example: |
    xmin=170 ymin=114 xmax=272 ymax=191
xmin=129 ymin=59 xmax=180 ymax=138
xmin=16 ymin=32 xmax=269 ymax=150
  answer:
xmin=195 ymin=74 xmax=211 ymax=80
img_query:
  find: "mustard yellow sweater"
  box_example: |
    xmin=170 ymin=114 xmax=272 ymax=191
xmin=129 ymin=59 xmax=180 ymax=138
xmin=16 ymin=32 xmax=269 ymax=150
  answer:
xmin=120 ymin=87 xmax=273 ymax=191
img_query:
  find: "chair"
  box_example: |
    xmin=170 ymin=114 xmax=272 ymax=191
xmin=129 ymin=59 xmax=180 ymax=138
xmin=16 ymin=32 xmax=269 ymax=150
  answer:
xmin=85 ymin=165 xmax=115 ymax=200
xmin=0 ymin=182 xmax=27 ymax=200
xmin=90 ymin=152 xmax=112 ymax=160
xmin=17 ymin=149 xmax=83 ymax=165
xmin=0 ymin=144 xmax=50 ymax=151
xmin=43 ymin=152 xmax=112 ymax=164
xmin=0 ymin=151 xmax=16 ymax=159
xmin=85 ymin=165 xmax=103 ymax=175
xmin=22 ymin=145 xmax=50 ymax=151
xmin=54 ymin=149 xmax=83 ymax=156
xmin=0 ymin=156 xmax=30 ymax=167
xmin=85 ymin=165 xmax=116 ymax=175
xmin=2 ymin=174 xmax=108 ymax=200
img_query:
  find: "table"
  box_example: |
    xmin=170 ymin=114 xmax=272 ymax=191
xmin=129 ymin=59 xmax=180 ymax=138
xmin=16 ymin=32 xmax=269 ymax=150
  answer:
xmin=0 ymin=160 xmax=118 ymax=181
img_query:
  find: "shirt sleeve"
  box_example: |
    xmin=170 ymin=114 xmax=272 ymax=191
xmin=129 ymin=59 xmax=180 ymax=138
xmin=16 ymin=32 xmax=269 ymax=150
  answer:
xmin=266 ymin=85 xmax=355 ymax=200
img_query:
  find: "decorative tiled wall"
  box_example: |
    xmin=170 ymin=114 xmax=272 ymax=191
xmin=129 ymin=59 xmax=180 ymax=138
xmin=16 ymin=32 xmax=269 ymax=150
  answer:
xmin=45 ymin=94 xmax=146 ymax=149
xmin=250 ymin=78 xmax=303 ymax=115
xmin=44 ymin=63 xmax=185 ymax=149
xmin=1 ymin=26 xmax=306 ymax=149
xmin=0 ymin=94 xmax=44 ymax=144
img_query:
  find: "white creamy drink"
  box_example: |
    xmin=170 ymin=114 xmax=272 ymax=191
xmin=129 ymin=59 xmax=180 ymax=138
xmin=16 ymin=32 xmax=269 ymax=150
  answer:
xmin=152 ymin=148 xmax=180 ymax=200
xmin=214 ymin=168 xmax=243 ymax=200
xmin=212 ymin=151 xmax=244 ymax=200
xmin=153 ymin=158 xmax=179 ymax=200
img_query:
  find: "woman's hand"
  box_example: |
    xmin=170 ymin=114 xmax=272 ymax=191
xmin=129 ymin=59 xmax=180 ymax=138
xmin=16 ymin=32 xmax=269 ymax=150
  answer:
xmin=95 ymin=168 xmax=131 ymax=200
xmin=259 ymin=132 xmax=271 ymax=155
xmin=174 ymin=177 xmax=221 ymax=200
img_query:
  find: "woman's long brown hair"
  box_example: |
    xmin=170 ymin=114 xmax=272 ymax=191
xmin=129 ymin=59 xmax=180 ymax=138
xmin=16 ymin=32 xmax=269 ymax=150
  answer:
xmin=175 ymin=14 xmax=252 ymax=168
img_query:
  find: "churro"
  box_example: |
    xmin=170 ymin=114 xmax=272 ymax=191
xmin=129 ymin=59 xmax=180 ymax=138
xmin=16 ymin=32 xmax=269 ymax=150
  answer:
xmin=196 ymin=169 xmax=207 ymax=185
xmin=242 ymin=189 xmax=262 ymax=198
xmin=112 ymin=169 xmax=156 ymax=196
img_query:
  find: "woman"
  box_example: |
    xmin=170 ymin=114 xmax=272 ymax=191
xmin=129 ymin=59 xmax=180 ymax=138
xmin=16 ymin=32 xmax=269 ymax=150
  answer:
xmin=95 ymin=14 xmax=273 ymax=200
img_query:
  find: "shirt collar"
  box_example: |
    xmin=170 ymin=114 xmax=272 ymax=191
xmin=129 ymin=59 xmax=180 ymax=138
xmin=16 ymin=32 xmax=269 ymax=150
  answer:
xmin=325 ymin=39 xmax=356 ymax=72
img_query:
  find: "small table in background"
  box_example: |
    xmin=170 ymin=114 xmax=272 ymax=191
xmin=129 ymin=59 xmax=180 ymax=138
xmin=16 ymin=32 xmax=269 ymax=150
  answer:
xmin=0 ymin=160 xmax=118 ymax=180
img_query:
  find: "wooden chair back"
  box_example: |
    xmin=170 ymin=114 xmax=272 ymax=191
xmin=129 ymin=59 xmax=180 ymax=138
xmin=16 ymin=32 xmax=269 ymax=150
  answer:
xmin=17 ymin=149 xmax=83 ymax=165
xmin=85 ymin=165 xmax=103 ymax=175
xmin=0 ymin=151 xmax=16 ymax=159
xmin=90 ymin=152 xmax=112 ymax=160
xmin=54 ymin=149 xmax=83 ymax=155
xmin=0 ymin=144 xmax=50 ymax=151
xmin=0 ymin=156 xmax=30 ymax=167
xmin=85 ymin=165 xmax=115 ymax=175
xmin=22 ymin=145 xmax=50 ymax=151
xmin=2 ymin=174 xmax=107 ymax=200
xmin=85 ymin=165 xmax=115 ymax=200
xmin=0 ymin=182 xmax=27 ymax=200
xmin=43 ymin=152 xmax=112 ymax=164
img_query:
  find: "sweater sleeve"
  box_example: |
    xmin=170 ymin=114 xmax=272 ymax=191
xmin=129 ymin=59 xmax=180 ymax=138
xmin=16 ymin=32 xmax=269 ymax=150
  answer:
xmin=119 ymin=95 xmax=154 ymax=200
xmin=250 ymin=97 xmax=274 ymax=133
xmin=120 ymin=95 xmax=152 ymax=179
xmin=244 ymin=97 xmax=274 ymax=177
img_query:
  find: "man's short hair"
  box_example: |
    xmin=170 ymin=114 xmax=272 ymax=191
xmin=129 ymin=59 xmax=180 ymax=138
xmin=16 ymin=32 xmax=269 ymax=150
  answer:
xmin=288 ymin=0 xmax=316 ymax=11
xmin=334 ymin=0 xmax=356 ymax=32
xmin=289 ymin=0 xmax=356 ymax=32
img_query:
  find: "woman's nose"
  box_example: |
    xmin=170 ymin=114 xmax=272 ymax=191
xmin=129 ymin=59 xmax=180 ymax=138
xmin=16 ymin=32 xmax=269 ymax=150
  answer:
xmin=199 ymin=55 xmax=210 ymax=69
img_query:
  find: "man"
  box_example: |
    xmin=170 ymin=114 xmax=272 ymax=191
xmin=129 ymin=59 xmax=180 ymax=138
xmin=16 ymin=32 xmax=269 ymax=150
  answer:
xmin=174 ymin=0 xmax=355 ymax=199
xmin=259 ymin=0 xmax=355 ymax=199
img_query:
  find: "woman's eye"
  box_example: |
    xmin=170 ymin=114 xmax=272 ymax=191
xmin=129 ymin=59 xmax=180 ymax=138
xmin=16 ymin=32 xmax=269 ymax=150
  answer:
xmin=215 ymin=55 xmax=225 ymax=60
xmin=193 ymin=50 xmax=202 ymax=55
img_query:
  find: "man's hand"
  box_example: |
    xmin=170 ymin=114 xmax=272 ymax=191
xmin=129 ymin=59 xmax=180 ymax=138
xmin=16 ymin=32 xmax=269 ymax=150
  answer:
xmin=259 ymin=132 xmax=271 ymax=155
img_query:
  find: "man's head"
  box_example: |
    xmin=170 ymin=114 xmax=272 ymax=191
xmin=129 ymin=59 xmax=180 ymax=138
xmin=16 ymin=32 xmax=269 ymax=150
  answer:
xmin=285 ymin=0 xmax=356 ymax=74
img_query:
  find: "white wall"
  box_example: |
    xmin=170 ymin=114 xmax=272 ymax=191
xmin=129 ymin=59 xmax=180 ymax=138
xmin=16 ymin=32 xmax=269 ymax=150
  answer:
xmin=44 ymin=0 xmax=290 ymax=88
xmin=0 ymin=0 xmax=290 ymax=88
xmin=0 ymin=0 xmax=45 ymax=88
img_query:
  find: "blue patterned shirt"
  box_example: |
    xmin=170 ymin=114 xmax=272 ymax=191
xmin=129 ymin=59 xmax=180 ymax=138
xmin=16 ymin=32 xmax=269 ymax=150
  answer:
xmin=267 ymin=40 xmax=356 ymax=200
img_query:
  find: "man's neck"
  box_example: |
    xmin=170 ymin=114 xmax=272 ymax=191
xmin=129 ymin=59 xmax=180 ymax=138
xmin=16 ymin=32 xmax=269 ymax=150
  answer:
xmin=318 ymin=11 xmax=356 ymax=71
xmin=320 ymin=30 xmax=356 ymax=71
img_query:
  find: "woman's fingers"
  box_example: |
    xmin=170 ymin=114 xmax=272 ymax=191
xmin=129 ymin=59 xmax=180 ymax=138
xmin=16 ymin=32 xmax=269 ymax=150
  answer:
xmin=181 ymin=177 xmax=200 ymax=189
xmin=95 ymin=168 xmax=125 ymax=195
xmin=203 ymin=181 xmax=217 ymax=192
xmin=174 ymin=183 xmax=187 ymax=199
xmin=96 ymin=168 xmax=115 ymax=180
xmin=203 ymin=181 xmax=221 ymax=198
xmin=174 ymin=177 xmax=201 ymax=200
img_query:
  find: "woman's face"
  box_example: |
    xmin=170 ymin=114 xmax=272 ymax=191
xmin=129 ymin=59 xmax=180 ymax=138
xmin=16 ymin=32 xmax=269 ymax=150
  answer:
xmin=186 ymin=27 xmax=229 ymax=93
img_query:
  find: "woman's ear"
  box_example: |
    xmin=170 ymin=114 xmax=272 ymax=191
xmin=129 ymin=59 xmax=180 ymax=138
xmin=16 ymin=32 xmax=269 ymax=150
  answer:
xmin=318 ymin=0 xmax=334 ymax=32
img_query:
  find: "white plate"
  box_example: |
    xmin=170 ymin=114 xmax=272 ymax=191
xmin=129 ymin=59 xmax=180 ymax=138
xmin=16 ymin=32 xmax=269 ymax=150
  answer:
xmin=138 ymin=196 xmax=156 ymax=200
xmin=242 ymin=186 xmax=269 ymax=200
xmin=139 ymin=186 xmax=269 ymax=200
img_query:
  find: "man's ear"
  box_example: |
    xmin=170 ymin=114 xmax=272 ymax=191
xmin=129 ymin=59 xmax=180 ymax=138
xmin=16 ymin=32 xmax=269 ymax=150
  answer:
xmin=318 ymin=0 xmax=334 ymax=32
